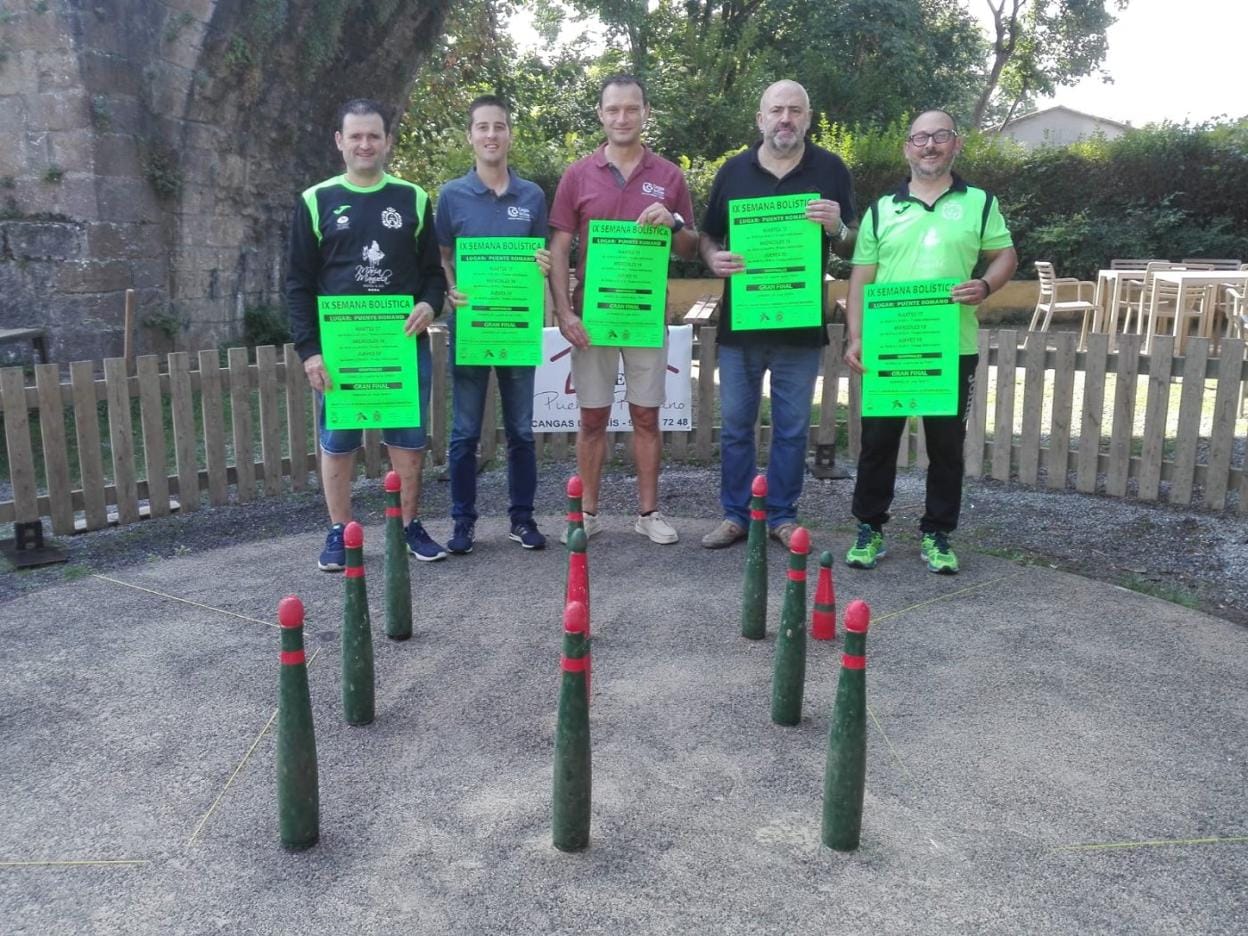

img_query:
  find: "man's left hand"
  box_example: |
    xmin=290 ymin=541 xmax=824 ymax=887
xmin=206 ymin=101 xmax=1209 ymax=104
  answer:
xmin=805 ymin=199 xmax=842 ymax=234
xmin=404 ymin=301 xmax=435 ymax=336
xmin=636 ymin=202 xmax=676 ymax=229
xmin=535 ymin=248 xmax=552 ymax=276
xmin=951 ymin=279 xmax=990 ymax=305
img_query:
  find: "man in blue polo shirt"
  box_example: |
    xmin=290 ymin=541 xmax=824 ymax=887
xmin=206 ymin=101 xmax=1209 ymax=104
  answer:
xmin=435 ymin=95 xmax=551 ymax=554
xmin=698 ymin=80 xmax=857 ymax=550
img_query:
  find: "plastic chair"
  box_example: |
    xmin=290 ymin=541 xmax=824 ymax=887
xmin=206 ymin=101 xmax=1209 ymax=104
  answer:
xmin=1028 ymin=261 xmax=1096 ymax=347
xmin=1122 ymin=262 xmax=1183 ymax=336
xmin=1109 ymin=259 xmax=1156 ymax=270
xmin=1134 ymin=263 xmax=1211 ymax=353
xmin=1181 ymin=258 xmax=1243 ymax=270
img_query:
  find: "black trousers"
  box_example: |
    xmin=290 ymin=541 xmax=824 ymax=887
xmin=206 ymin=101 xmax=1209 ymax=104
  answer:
xmin=851 ymin=354 xmax=978 ymax=534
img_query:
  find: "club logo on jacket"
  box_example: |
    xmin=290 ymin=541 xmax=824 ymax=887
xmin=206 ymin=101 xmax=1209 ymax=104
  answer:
xmin=381 ymin=207 xmax=403 ymax=229
xmin=641 ymin=181 xmax=666 ymax=199
xmin=356 ymin=241 xmax=393 ymax=289
xmin=507 ymin=205 xmax=532 ymax=222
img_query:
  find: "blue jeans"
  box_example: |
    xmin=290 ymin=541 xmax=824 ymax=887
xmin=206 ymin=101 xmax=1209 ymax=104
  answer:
xmin=718 ymin=343 xmax=822 ymax=529
xmin=449 ymin=354 xmax=537 ymax=524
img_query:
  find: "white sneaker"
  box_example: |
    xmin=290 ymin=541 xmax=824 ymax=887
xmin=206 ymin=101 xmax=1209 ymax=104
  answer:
xmin=634 ymin=511 xmax=678 ymax=544
xmin=560 ymin=511 xmax=603 ymax=544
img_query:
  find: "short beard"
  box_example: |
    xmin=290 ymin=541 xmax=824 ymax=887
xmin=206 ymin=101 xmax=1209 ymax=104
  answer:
xmin=908 ymin=155 xmax=952 ymax=180
xmin=765 ymin=131 xmax=803 ymax=157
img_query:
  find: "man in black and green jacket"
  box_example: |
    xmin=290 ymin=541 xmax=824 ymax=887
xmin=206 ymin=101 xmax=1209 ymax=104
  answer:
xmin=286 ymin=98 xmax=448 ymax=571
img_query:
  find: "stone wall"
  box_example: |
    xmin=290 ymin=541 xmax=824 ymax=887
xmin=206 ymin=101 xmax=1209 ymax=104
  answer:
xmin=0 ymin=0 xmax=449 ymax=364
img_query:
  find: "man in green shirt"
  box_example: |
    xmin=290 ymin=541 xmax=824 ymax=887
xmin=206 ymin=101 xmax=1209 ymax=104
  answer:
xmin=843 ymin=110 xmax=1017 ymax=574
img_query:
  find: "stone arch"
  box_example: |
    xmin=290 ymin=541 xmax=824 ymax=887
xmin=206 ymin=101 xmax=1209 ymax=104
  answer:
xmin=0 ymin=0 xmax=450 ymax=362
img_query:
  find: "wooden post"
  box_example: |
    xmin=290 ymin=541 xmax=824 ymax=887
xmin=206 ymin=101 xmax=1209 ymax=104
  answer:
xmin=122 ymin=289 xmax=137 ymax=374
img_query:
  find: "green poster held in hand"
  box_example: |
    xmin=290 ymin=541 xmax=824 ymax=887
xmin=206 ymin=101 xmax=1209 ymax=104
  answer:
xmin=581 ymin=220 xmax=670 ymax=348
xmin=728 ymin=193 xmax=822 ymax=330
xmin=861 ymin=278 xmax=960 ymax=417
xmin=317 ymin=295 xmax=420 ymax=430
xmin=454 ymin=236 xmax=546 ymax=366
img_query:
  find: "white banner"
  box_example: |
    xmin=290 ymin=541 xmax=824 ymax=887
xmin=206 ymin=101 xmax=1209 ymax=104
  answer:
xmin=531 ymin=325 xmax=693 ymax=433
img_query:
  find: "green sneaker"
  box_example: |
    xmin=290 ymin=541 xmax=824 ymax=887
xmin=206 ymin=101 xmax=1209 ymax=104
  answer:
xmin=920 ymin=531 xmax=959 ymax=575
xmin=845 ymin=523 xmax=886 ymax=569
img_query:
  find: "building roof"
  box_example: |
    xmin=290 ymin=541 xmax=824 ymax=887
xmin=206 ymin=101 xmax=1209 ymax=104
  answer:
xmin=997 ymin=105 xmax=1131 ymax=133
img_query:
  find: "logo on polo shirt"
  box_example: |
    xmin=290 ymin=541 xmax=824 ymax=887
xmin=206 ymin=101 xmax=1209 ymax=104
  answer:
xmin=381 ymin=207 xmax=403 ymax=229
xmin=641 ymin=181 xmax=666 ymax=199
xmin=507 ymin=205 xmax=532 ymax=222
xmin=941 ymin=202 xmax=964 ymax=221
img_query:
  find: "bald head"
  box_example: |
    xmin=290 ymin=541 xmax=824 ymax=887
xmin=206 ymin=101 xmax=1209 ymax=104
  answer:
xmin=760 ymin=80 xmax=810 ymax=112
xmin=757 ymin=80 xmax=811 ymax=158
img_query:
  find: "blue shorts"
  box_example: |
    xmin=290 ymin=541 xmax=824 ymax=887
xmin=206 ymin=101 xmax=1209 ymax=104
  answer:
xmin=318 ymin=337 xmax=431 ymax=454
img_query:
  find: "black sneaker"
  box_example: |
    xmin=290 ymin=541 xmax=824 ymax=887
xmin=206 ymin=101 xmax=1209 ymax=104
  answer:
xmin=318 ymin=523 xmax=346 ymax=572
xmin=508 ymin=519 xmax=547 ymax=550
xmin=447 ymin=520 xmax=475 ymax=555
xmin=405 ymin=519 xmax=448 ymax=561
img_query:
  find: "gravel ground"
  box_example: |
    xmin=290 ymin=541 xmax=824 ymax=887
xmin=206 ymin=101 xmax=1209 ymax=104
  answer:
xmin=3 ymin=456 xmax=1246 ymax=627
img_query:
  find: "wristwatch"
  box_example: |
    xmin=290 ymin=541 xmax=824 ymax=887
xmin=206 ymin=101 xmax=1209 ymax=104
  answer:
xmin=833 ymin=219 xmax=849 ymax=241
xmin=671 ymin=212 xmax=685 ymax=233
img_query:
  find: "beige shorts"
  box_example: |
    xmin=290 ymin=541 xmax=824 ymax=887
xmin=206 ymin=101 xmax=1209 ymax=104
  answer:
xmin=571 ymin=333 xmax=668 ymax=409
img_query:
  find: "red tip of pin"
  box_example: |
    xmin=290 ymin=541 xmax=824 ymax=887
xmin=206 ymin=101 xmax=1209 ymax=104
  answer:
xmin=789 ymin=526 xmax=810 ymax=554
xmin=278 ymin=595 xmax=304 ymax=629
xmin=344 ymin=521 xmax=364 ymax=549
xmin=845 ymin=599 xmax=870 ymax=633
xmin=384 ymin=470 xmax=401 ymax=493
xmin=564 ymin=600 xmax=588 ymax=634
xmin=751 ymin=474 xmax=767 ymax=496
xmin=567 ymin=475 xmax=583 ymax=497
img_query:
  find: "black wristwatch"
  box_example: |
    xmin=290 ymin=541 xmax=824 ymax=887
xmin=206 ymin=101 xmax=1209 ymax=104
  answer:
xmin=671 ymin=212 xmax=685 ymax=234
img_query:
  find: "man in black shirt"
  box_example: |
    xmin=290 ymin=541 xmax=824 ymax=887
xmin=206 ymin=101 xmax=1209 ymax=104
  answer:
xmin=698 ymin=80 xmax=857 ymax=549
xmin=286 ymin=98 xmax=448 ymax=571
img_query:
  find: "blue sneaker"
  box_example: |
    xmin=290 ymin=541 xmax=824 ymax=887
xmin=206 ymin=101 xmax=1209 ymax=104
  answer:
xmin=447 ymin=520 xmax=475 ymax=555
xmin=318 ymin=523 xmax=346 ymax=572
xmin=508 ymin=518 xmax=547 ymax=550
xmin=405 ymin=519 xmax=447 ymax=561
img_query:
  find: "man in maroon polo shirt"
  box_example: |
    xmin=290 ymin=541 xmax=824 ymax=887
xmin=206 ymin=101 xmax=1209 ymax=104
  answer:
xmin=550 ymin=74 xmax=699 ymax=545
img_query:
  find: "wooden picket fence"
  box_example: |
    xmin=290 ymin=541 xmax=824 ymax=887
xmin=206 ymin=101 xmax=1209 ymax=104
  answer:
xmin=1 ymin=325 xmax=1245 ymax=535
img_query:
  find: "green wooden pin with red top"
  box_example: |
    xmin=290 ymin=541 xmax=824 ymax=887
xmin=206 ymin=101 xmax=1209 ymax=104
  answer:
xmin=771 ymin=525 xmax=810 ymax=726
xmin=553 ymin=600 xmax=591 ymax=852
xmin=341 ymin=520 xmax=375 ymax=726
xmin=383 ymin=471 xmax=412 ymax=641
xmin=276 ymin=595 xmax=319 ymax=850
xmin=741 ymin=474 xmax=768 ymax=640
xmin=822 ymin=598 xmax=871 ymax=851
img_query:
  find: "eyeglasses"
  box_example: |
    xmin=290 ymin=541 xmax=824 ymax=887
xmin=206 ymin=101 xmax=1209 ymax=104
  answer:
xmin=906 ymin=129 xmax=958 ymax=146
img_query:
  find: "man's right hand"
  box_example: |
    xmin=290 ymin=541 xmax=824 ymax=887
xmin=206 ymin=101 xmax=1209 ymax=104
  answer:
xmin=304 ymin=354 xmax=332 ymax=392
xmin=447 ymin=286 xmax=469 ymax=308
xmin=558 ymin=315 xmax=590 ymax=350
xmin=707 ymin=249 xmax=745 ymax=279
xmin=843 ymin=337 xmax=865 ymax=375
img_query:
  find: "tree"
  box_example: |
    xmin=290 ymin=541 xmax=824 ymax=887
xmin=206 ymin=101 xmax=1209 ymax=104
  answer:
xmin=973 ymin=0 xmax=1127 ymax=129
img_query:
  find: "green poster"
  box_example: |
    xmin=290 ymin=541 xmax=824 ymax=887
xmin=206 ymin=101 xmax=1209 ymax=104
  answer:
xmin=317 ymin=295 xmax=420 ymax=430
xmin=861 ymin=278 xmax=960 ymax=417
xmin=581 ymin=220 xmax=671 ymax=348
xmin=728 ymin=193 xmax=822 ymax=330
xmin=454 ymin=236 xmax=545 ymax=366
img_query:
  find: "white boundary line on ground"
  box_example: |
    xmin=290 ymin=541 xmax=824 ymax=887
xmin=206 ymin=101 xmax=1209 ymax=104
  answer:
xmin=90 ymin=574 xmax=280 ymax=629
